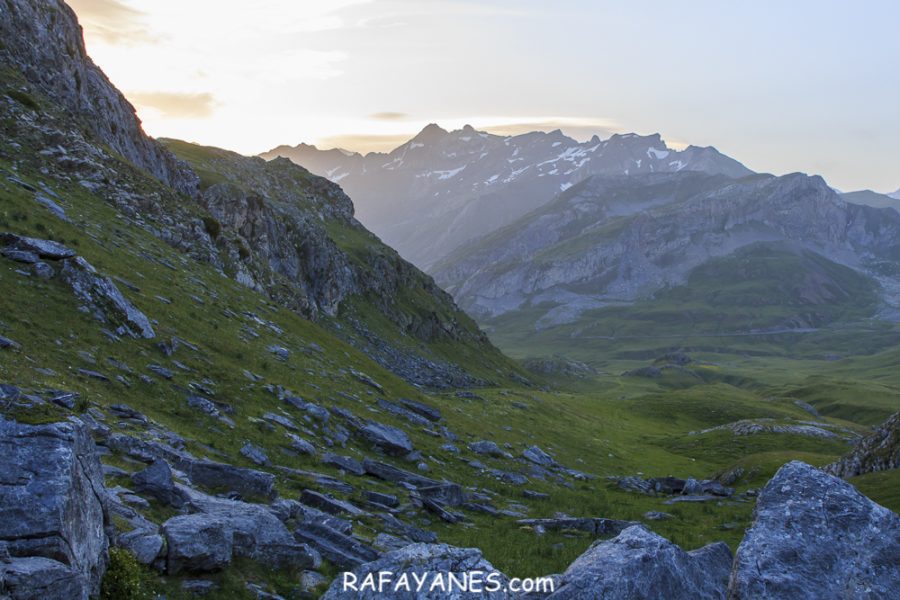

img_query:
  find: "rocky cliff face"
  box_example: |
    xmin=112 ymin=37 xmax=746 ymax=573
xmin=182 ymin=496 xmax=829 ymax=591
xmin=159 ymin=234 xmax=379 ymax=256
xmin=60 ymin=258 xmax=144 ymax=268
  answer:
xmin=0 ymin=0 xmax=198 ymax=196
xmin=825 ymin=411 xmax=900 ymax=478
xmin=163 ymin=141 xmax=502 ymax=388
xmin=434 ymin=171 xmax=900 ymax=327
xmin=263 ymin=127 xmax=752 ymax=268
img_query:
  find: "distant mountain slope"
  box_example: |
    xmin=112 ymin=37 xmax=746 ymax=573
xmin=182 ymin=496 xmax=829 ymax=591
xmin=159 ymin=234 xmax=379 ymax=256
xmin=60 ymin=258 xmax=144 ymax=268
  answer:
xmin=262 ymin=126 xmax=752 ymax=268
xmin=842 ymin=189 xmax=900 ymax=211
xmin=432 ymin=171 xmax=900 ymax=334
xmin=890 ymin=188 xmax=900 ymax=200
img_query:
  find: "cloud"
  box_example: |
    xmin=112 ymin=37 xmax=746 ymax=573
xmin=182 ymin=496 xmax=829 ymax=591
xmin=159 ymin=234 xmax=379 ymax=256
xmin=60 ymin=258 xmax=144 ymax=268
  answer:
xmin=127 ymin=91 xmax=217 ymax=119
xmin=369 ymin=112 xmax=411 ymax=121
xmin=318 ymin=133 xmax=417 ymax=154
xmin=68 ymin=0 xmax=159 ymax=45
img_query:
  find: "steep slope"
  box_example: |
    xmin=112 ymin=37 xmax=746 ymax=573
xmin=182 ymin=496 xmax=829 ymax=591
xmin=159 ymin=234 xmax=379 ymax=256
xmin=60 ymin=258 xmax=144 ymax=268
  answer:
xmin=263 ymin=126 xmax=751 ymax=268
xmin=433 ymin=172 xmax=900 ymax=332
xmin=891 ymin=188 xmax=900 ymax=200
xmin=0 ymin=0 xmax=197 ymax=195
xmin=0 ymin=0 xmax=516 ymax=390
xmin=160 ymin=140 xmax=513 ymax=388
xmin=842 ymin=189 xmax=900 ymax=211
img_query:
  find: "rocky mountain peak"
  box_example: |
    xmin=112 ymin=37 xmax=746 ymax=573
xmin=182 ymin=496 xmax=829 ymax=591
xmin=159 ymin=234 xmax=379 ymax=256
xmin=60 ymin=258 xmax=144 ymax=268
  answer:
xmin=0 ymin=0 xmax=199 ymax=196
xmin=412 ymin=123 xmax=449 ymax=143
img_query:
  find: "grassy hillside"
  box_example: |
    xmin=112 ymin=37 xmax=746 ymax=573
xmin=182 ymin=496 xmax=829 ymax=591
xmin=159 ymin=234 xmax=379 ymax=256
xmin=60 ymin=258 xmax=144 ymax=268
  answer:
xmin=3 ymin=47 xmax=898 ymax=600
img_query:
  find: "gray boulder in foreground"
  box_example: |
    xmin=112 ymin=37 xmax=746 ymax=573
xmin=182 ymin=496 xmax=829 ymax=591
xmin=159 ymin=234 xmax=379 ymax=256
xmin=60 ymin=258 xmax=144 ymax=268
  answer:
xmin=321 ymin=543 xmax=510 ymax=599
xmin=0 ymin=418 xmax=109 ymax=598
xmin=547 ymin=525 xmax=732 ymax=599
xmin=727 ymin=460 xmax=900 ymax=599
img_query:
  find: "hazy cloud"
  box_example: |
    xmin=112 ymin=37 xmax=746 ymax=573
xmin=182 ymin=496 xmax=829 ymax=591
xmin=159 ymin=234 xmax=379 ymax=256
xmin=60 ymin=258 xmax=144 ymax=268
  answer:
xmin=318 ymin=133 xmax=417 ymax=154
xmin=68 ymin=0 xmax=158 ymax=44
xmin=128 ymin=91 xmax=216 ymax=119
xmin=370 ymin=112 xmax=411 ymax=121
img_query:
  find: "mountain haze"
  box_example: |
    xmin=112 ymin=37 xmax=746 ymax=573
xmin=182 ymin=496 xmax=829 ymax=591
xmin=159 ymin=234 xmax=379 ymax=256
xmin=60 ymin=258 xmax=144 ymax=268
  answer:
xmin=263 ymin=126 xmax=751 ymax=268
xmin=432 ymin=171 xmax=900 ymax=341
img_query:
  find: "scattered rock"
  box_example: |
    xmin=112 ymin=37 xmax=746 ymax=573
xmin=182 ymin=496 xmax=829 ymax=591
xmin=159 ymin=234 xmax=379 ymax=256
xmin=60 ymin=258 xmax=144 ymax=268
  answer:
xmin=357 ymin=421 xmax=414 ymax=456
xmin=263 ymin=412 xmax=298 ymax=431
xmin=32 ymin=261 xmax=54 ymax=278
xmin=522 ymin=445 xmax=557 ymax=467
xmin=350 ymin=369 xmax=383 ymax=392
xmin=364 ymin=491 xmax=399 ymax=508
xmin=267 ymin=345 xmax=290 ymax=360
xmin=287 ymin=434 xmax=317 ymax=456
xmin=728 ymin=461 xmax=900 ymax=599
xmin=322 ymin=453 xmax=365 ymax=475
xmin=241 ymin=442 xmax=270 ymax=466
xmin=300 ymin=490 xmax=367 ymax=517
xmin=294 ymin=519 xmax=378 ymax=569
xmin=399 ymin=399 xmax=442 ymax=422
xmin=0 ymin=233 xmax=76 ymax=260
xmin=377 ymin=398 xmax=431 ymax=426
xmin=147 ymin=364 xmax=174 ymax=379
xmin=59 ymin=256 xmax=155 ymax=339
xmin=518 ymin=517 xmax=637 ymax=537
xmin=77 ymin=368 xmax=110 ymax=382
xmin=643 ymin=511 xmax=673 ymax=521
xmin=362 ymin=459 xmax=438 ymax=488
xmin=469 ymin=440 xmax=511 ymax=458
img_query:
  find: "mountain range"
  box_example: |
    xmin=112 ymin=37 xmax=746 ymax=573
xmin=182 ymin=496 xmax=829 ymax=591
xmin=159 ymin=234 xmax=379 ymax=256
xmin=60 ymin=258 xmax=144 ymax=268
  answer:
xmin=262 ymin=126 xmax=751 ymax=268
xmin=265 ymin=127 xmax=900 ymax=360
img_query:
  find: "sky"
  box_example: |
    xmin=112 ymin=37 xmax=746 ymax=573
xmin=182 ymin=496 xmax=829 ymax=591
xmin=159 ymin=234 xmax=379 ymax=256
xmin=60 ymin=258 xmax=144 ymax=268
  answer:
xmin=68 ymin=0 xmax=900 ymax=193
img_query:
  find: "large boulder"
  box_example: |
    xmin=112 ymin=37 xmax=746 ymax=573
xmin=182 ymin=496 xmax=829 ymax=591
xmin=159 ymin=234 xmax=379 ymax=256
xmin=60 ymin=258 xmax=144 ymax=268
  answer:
xmin=0 ymin=555 xmax=90 ymax=600
xmin=162 ymin=488 xmax=320 ymax=575
xmin=321 ymin=543 xmax=510 ymax=599
xmin=0 ymin=418 xmax=109 ymax=598
xmin=547 ymin=525 xmax=732 ymax=600
xmin=727 ymin=461 xmax=900 ymax=599
xmin=825 ymin=411 xmax=900 ymax=478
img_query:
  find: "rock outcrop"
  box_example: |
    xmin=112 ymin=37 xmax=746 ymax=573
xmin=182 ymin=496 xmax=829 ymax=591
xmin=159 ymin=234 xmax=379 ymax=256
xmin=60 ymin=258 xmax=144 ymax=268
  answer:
xmin=825 ymin=411 xmax=900 ymax=478
xmin=546 ymin=525 xmax=732 ymax=600
xmin=0 ymin=418 xmax=109 ymax=598
xmin=0 ymin=0 xmax=198 ymax=195
xmin=728 ymin=461 xmax=900 ymax=599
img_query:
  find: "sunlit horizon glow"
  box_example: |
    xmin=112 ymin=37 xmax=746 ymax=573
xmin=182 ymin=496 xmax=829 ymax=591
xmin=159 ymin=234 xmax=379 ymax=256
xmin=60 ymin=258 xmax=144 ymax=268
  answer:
xmin=69 ymin=0 xmax=900 ymax=193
